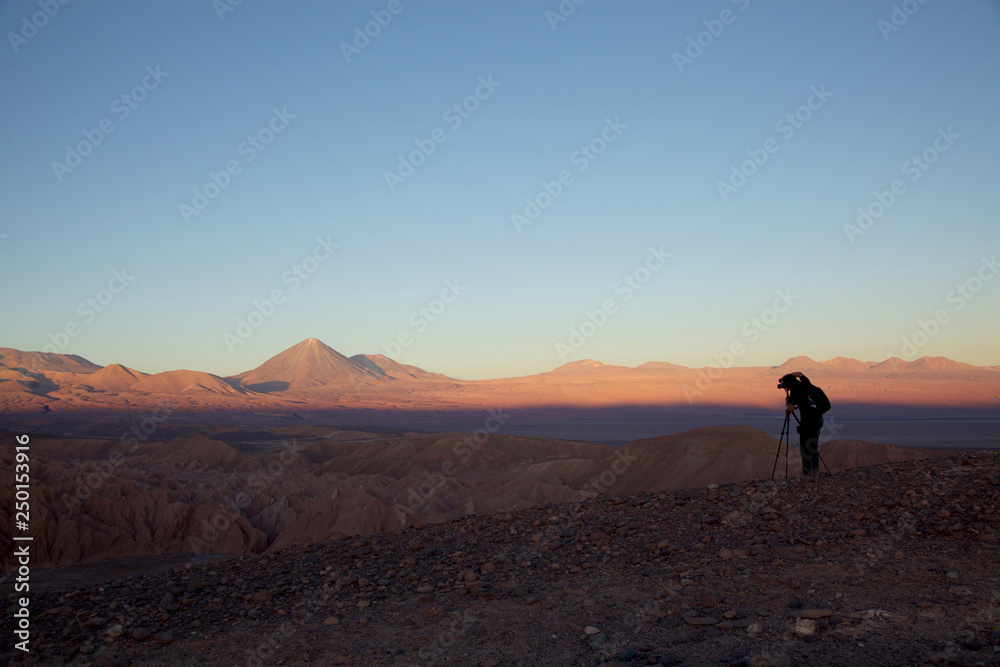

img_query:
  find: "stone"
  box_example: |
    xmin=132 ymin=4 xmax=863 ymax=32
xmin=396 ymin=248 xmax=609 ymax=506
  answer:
xmin=683 ymin=616 xmax=718 ymax=626
xmin=746 ymin=622 xmax=763 ymax=636
xmin=748 ymin=653 xmax=791 ymax=667
xmin=718 ymin=548 xmax=733 ymax=560
xmin=796 ymin=608 xmax=833 ymax=619
xmin=584 ymin=626 xmax=600 ymax=635
xmin=106 ymin=624 xmax=125 ymax=638
xmin=323 ymin=616 xmax=339 ymax=626
xmin=961 ymin=636 xmax=984 ymax=651
xmin=131 ymin=627 xmax=151 ymax=641
xmin=153 ymin=632 xmax=174 ymax=644
xmin=792 ymin=618 xmax=817 ymax=638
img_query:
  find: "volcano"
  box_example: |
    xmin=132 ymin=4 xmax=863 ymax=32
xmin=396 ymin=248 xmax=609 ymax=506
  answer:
xmin=232 ymin=338 xmax=385 ymax=391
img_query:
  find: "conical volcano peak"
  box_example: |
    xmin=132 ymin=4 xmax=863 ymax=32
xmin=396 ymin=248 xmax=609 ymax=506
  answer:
xmin=234 ymin=339 xmax=382 ymax=389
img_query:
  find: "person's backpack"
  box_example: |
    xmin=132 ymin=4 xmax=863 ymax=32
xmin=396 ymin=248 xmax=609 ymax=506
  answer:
xmin=809 ymin=385 xmax=831 ymax=414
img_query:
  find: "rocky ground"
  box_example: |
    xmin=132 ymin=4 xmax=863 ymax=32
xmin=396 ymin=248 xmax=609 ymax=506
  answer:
xmin=3 ymin=451 xmax=1000 ymax=667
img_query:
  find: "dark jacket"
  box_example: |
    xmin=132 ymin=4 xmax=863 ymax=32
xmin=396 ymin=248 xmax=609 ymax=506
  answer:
xmin=787 ymin=382 xmax=822 ymax=424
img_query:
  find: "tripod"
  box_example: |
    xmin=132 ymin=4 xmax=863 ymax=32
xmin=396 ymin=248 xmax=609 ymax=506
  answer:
xmin=771 ymin=408 xmax=832 ymax=479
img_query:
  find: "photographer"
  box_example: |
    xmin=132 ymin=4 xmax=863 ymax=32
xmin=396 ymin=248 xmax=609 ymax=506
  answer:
xmin=779 ymin=372 xmax=826 ymax=476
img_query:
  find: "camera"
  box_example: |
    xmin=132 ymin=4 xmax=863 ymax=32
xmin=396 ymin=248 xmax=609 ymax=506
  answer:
xmin=777 ymin=374 xmax=797 ymax=390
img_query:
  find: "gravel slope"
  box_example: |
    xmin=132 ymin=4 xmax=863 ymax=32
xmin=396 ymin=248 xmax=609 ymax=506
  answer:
xmin=3 ymin=451 xmax=999 ymax=667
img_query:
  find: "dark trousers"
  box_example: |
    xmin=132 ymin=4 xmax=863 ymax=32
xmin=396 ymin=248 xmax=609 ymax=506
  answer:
xmin=799 ymin=417 xmax=823 ymax=474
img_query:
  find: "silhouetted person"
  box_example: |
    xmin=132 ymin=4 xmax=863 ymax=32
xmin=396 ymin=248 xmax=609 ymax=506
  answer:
xmin=779 ymin=372 xmax=826 ymax=475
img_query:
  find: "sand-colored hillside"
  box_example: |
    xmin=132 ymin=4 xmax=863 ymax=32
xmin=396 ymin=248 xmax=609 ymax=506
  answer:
xmin=0 ymin=347 xmax=101 ymax=374
xmin=80 ymin=363 xmax=148 ymax=392
xmin=129 ymin=370 xmax=242 ymax=395
xmin=349 ymin=353 xmax=451 ymax=382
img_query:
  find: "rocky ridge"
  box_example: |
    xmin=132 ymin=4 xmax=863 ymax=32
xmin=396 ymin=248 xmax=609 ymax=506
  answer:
xmin=3 ymin=452 xmax=999 ymax=666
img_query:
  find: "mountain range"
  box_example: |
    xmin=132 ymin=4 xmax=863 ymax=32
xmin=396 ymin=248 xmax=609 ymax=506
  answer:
xmin=0 ymin=339 xmax=998 ymax=436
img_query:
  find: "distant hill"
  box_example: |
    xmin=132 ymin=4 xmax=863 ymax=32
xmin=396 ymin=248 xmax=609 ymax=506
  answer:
xmin=130 ymin=369 xmax=242 ymax=395
xmin=0 ymin=347 xmax=101 ymax=374
xmin=0 ymin=367 xmax=41 ymax=393
xmin=906 ymin=356 xmax=978 ymax=372
xmin=81 ymin=363 xmax=148 ymax=392
xmin=543 ymin=360 xmax=630 ymax=375
xmin=869 ymin=356 xmax=982 ymax=373
xmin=634 ymin=361 xmax=689 ymax=372
xmin=869 ymin=357 xmax=908 ymax=373
xmin=773 ymin=356 xmax=824 ymax=373
xmin=349 ymin=353 xmax=450 ymax=382
xmin=819 ymin=356 xmax=871 ymax=372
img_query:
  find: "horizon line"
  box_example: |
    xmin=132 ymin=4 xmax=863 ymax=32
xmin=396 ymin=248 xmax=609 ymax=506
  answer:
xmin=3 ymin=338 xmax=997 ymax=383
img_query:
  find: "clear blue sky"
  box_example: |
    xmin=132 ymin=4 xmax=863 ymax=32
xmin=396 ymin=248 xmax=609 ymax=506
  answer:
xmin=2 ymin=1 xmax=998 ymax=379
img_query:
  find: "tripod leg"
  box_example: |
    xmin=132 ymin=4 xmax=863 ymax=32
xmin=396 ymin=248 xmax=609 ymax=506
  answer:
xmin=772 ymin=411 xmax=789 ymax=480
xmin=819 ymin=451 xmax=833 ymax=476
xmin=786 ymin=411 xmax=792 ymax=479
xmin=771 ymin=428 xmax=781 ymax=480
xmin=785 ymin=429 xmax=789 ymax=479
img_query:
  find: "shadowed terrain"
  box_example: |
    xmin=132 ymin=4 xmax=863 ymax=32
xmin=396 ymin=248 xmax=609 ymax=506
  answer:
xmin=0 ymin=424 xmax=949 ymax=570
xmin=2 ymin=451 xmax=998 ymax=666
